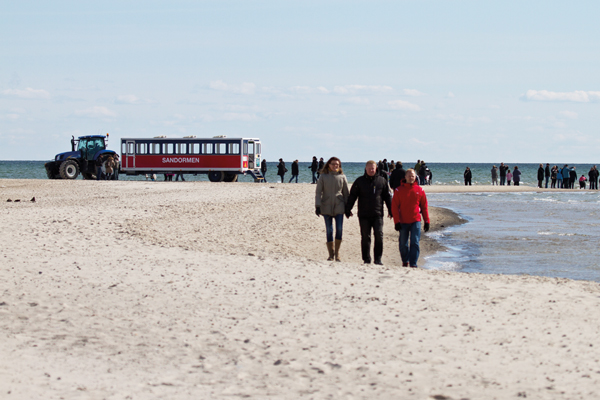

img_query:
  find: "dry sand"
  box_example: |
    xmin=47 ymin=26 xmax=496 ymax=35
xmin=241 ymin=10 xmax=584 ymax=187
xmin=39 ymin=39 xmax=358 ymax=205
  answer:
xmin=1 ymin=179 xmax=599 ymax=399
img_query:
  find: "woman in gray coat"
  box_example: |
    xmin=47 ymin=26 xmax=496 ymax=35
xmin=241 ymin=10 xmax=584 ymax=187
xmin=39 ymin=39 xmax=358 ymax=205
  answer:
xmin=315 ymin=157 xmax=349 ymax=261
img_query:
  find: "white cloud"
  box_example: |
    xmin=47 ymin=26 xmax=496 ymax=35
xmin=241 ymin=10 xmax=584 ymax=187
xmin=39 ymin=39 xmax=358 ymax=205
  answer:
xmin=446 ymin=92 xmax=455 ymax=98
xmin=2 ymin=87 xmax=50 ymax=99
xmin=74 ymin=106 xmax=117 ymax=118
xmin=342 ymin=96 xmax=370 ymax=105
xmin=115 ymin=94 xmax=151 ymax=104
xmin=403 ymin=89 xmax=425 ymax=97
xmin=333 ymin=85 xmax=393 ymax=95
xmin=522 ymin=90 xmax=600 ymax=102
xmin=289 ymin=86 xmax=330 ymax=94
xmin=559 ymin=110 xmax=578 ymax=119
xmin=209 ymin=80 xmax=256 ymax=95
xmin=388 ymin=99 xmax=421 ymax=111
xmin=435 ymin=114 xmax=491 ymax=126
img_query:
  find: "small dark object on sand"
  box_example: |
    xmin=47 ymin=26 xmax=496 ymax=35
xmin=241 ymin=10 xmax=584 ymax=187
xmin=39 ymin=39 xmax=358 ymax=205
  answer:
xmin=14 ymin=199 xmax=20 ymax=202
xmin=6 ymin=199 xmax=12 ymax=202
xmin=31 ymin=197 xmax=36 ymax=202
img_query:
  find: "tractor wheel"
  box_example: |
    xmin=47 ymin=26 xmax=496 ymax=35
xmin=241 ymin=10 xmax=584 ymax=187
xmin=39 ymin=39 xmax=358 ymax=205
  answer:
xmin=59 ymin=160 xmax=80 ymax=180
xmin=224 ymin=173 xmax=238 ymax=182
xmin=208 ymin=171 xmax=225 ymax=182
xmin=45 ymin=162 xmax=57 ymax=179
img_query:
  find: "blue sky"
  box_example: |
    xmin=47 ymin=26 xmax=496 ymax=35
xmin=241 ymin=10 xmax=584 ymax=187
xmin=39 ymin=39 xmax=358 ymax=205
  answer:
xmin=1 ymin=1 xmax=600 ymax=162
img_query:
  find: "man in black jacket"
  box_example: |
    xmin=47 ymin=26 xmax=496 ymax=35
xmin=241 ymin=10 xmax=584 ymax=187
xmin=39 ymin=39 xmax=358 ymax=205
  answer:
xmin=499 ymin=162 xmax=508 ymax=185
xmin=389 ymin=161 xmax=406 ymax=190
xmin=544 ymin=163 xmax=551 ymax=188
xmin=537 ymin=164 xmax=544 ymax=188
xmin=346 ymin=160 xmax=392 ymax=265
xmin=309 ymin=156 xmax=318 ymax=184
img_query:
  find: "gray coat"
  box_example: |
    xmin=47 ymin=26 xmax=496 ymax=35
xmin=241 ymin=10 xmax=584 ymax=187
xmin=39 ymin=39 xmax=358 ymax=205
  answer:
xmin=315 ymin=171 xmax=349 ymax=216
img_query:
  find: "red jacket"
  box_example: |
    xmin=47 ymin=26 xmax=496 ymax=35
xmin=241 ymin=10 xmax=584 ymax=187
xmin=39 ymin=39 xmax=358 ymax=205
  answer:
xmin=391 ymin=181 xmax=430 ymax=224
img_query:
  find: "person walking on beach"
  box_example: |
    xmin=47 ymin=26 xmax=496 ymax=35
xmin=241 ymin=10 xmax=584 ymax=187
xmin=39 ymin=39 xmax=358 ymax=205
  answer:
xmin=464 ymin=167 xmax=472 ymax=186
xmin=551 ymin=165 xmax=558 ymax=188
xmin=389 ymin=161 xmax=406 ymax=190
xmin=345 ymin=160 xmax=392 ymax=265
xmin=391 ymin=169 xmax=430 ymax=268
xmin=513 ymin=166 xmax=521 ymax=186
xmin=309 ymin=156 xmax=318 ymax=184
xmin=491 ymin=165 xmax=498 ymax=185
xmin=175 ymin=173 xmax=185 ymax=181
xmin=289 ymin=160 xmax=299 ymax=183
xmin=537 ymin=164 xmax=544 ymax=188
xmin=569 ymin=167 xmax=577 ymax=189
xmin=499 ymin=162 xmax=508 ymax=185
xmin=317 ymin=158 xmax=324 ymax=180
xmin=561 ymin=165 xmax=570 ymax=189
xmin=506 ymin=168 xmax=512 ymax=186
xmin=315 ymin=157 xmax=349 ymax=262
xmin=418 ymin=161 xmax=428 ymax=185
xmin=261 ymin=159 xmax=268 ymax=182
xmin=589 ymin=166 xmax=598 ymax=190
xmin=545 ymin=163 xmax=551 ymax=188
xmin=277 ymin=158 xmax=287 ymax=183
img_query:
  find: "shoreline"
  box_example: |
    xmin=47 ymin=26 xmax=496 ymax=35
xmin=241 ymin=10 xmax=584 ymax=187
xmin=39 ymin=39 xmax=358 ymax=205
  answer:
xmin=2 ymin=179 xmax=600 ymax=399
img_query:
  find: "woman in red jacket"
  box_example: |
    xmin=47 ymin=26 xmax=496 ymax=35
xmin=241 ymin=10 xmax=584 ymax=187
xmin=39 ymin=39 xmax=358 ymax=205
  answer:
xmin=391 ymin=169 xmax=430 ymax=268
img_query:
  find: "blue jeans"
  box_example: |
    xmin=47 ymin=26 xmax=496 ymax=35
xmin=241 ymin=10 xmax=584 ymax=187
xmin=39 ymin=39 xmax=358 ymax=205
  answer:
xmin=399 ymin=221 xmax=421 ymax=267
xmin=545 ymin=176 xmax=549 ymax=188
xmin=500 ymin=176 xmax=506 ymax=185
xmin=312 ymin=171 xmax=317 ymax=183
xmin=289 ymin=174 xmax=298 ymax=183
xmin=323 ymin=214 xmax=344 ymax=242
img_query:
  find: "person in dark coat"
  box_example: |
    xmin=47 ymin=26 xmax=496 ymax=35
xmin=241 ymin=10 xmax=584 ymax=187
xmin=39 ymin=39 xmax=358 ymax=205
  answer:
xmin=309 ymin=156 xmax=318 ymax=184
xmin=544 ymin=163 xmax=551 ymax=188
xmin=464 ymin=167 xmax=472 ymax=186
xmin=569 ymin=167 xmax=577 ymax=189
xmin=289 ymin=160 xmax=300 ymax=183
xmin=418 ymin=162 xmax=428 ymax=185
xmin=317 ymin=158 xmax=324 ymax=179
xmin=345 ymin=160 xmax=392 ymax=265
xmin=588 ymin=166 xmax=598 ymax=190
xmin=261 ymin=159 xmax=268 ymax=182
xmin=277 ymin=158 xmax=287 ymax=183
xmin=499 ymin=162 xmax=508 ymax=185
xmin=537 ymin=164 xmax=545 ymax=188
xmin=389 ymin=162 xmax=406 ymax=190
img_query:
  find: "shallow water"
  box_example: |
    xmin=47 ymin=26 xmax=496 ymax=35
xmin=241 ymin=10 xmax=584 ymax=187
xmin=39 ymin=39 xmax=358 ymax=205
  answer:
xmin=2 ymin=160 xmax=596 ymax=186
xmin=426 ymin=191 xmax=600 ymax=282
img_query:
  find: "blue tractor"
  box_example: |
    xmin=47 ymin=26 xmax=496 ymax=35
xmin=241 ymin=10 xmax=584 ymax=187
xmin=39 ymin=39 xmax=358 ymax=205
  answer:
xmin=45 ymin=135 xmax=118 ymax=180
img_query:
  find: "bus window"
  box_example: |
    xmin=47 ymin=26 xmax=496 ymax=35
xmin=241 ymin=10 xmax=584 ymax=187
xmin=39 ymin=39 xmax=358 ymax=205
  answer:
xmin=256 ymin=143 xmax=261 ymax=155
xmin=215 ymin=143 xmax=226 ymax=154
xmin=122 ymin=142 xmax=127 ymax=154
xmin=191 ymin=143 xmax=200 ymax=154
xmin=149 ymin=143 xmax=161 ymax=154
xmin=127 ymin=142 xmax=134 ymax=154
xmin=136 ymin=143 xmax=147 ymax=154
xmin=243 ymin=142 xmax=248 ymax=155
xmin=202 ymin=143 xmax=213 ymax=154
xmin=176 ymin=143 xmax=186 ymax=154
xmin=166 ymin=143 xmax=174 ymax=154
xmin=248 ymin=142 xmax=254 ymax=154
xmin=228 ymin=143 xmax=240 ymax=155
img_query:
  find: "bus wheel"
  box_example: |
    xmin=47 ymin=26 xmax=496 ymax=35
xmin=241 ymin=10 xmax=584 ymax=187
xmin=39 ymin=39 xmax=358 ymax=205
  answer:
xmin=59 ymin=160 xmax=80 ymax=179
xmin=208 ymin=171 xmax=225 ymax=182
xmin=224 ymin=173 xmax=238 ymax=182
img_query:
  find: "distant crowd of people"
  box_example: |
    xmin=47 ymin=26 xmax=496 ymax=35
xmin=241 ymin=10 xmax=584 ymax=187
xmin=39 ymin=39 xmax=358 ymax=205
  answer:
xmin=482 ymin=163 xmax=599 ymax=189
xmin=95 ymin=154 xmax=120 ymax=180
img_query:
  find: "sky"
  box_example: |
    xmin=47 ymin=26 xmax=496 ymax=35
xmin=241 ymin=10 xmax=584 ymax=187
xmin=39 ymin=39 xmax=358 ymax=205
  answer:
xmin=1 ymin=0 xmax=600 ymax=162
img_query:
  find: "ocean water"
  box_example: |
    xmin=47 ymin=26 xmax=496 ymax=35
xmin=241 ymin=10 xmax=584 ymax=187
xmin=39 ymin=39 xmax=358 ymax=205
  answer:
xmin=1 ymin=160 xmax=597 ymax=185
xmin=3 ymin=160 xmax=600 ymax=282
xmin=426 ymin=191 xmax=600 ymax=282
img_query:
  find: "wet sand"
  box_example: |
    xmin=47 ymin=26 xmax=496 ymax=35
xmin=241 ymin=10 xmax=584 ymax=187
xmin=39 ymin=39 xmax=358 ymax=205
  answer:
xmin=1 ymin=179 xmax=599 ymax=399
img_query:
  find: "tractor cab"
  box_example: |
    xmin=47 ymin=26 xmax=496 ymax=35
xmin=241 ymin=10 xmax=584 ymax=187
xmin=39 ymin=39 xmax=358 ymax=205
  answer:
xmin=75 ymin=136 xmax=108 ymax=161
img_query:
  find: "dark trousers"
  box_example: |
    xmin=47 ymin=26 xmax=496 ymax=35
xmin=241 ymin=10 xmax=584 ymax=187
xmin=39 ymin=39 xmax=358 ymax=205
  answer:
xmin=464 ymin=179 xmax=471 ymax=186
xmin=500 ymin=175 xmax=506 ymax=185
xmin=359 ymin=217 xmax=383 ymax=263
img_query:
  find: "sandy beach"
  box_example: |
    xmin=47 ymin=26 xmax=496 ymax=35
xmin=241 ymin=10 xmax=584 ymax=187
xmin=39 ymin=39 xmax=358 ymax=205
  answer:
xmin=2 ymin=179 xmax=600 ymax=399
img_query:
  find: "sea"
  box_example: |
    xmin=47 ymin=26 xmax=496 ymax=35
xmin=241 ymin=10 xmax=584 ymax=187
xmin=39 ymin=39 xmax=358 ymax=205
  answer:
xmin=2 ymin=160 xmax=600 ymax=283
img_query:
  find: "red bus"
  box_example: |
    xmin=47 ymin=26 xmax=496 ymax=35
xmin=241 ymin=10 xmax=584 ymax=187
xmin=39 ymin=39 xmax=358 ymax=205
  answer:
xmin=120 ymin=136 xmax=263 ymax=182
